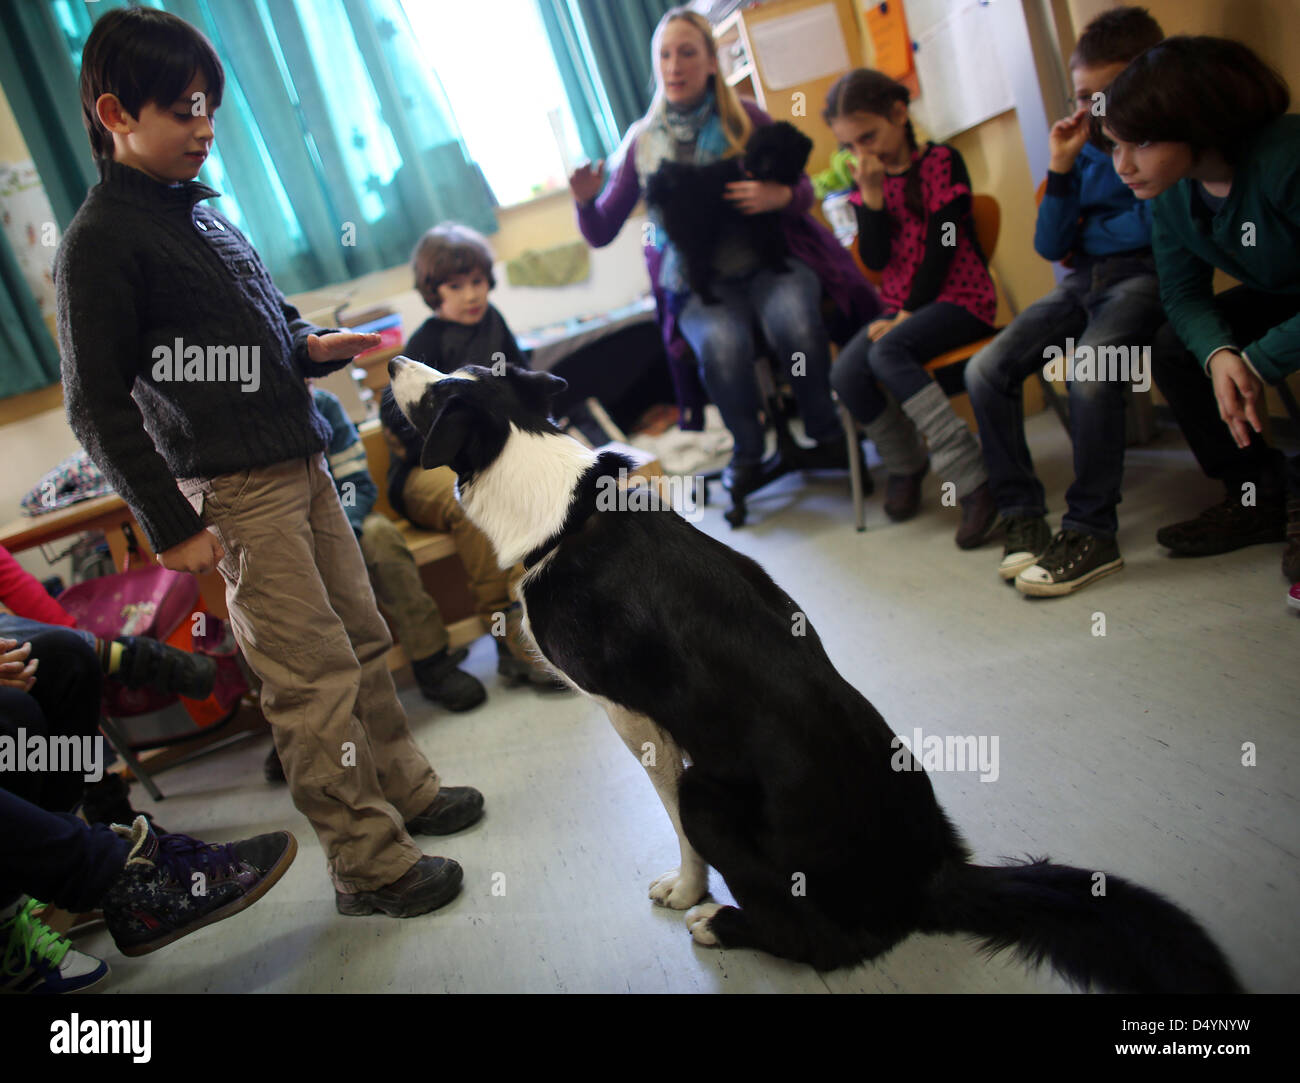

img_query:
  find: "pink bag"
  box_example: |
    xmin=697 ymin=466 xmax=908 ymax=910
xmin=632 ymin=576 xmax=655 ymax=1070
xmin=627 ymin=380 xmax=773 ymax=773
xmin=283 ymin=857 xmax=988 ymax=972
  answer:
xmin=57 ymin=531 xmax=200 ymax=717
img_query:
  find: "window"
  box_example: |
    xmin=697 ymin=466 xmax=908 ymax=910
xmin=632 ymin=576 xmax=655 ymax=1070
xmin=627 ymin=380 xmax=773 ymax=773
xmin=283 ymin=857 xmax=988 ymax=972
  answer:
xmin=400 ymin=0 xmax=581 ymax=206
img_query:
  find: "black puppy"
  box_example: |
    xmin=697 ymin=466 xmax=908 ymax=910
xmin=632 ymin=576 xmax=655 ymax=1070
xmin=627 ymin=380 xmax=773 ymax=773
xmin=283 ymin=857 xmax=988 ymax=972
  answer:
xmin=645 ymin=122 xmax=813 ymax=304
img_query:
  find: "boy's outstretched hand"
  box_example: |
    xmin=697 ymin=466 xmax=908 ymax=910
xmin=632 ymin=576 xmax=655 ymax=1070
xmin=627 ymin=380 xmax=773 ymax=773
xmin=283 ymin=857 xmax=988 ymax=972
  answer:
xmin=159 ymin=529 xmax=225 ymax=576
xmin=307 ymin=332 xmax=382 ymax=365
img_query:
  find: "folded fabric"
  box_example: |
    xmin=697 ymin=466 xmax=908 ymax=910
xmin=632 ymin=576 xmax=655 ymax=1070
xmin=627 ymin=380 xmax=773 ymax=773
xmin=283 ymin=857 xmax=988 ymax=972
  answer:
xmin=21 ymin=448 xmax=115 ymax=516
xmin=630 ymin=406 xmax=734 ymax=476
xmin=505 ymin=241 xmax=591 ymax=287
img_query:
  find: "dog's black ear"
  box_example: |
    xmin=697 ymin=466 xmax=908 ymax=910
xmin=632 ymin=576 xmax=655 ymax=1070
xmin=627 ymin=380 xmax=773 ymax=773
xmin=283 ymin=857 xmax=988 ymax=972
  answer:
xmin=503 ymin=365 xmax=567 ymax=413
xmin=420 ymin=397 xmax=476 ymax=470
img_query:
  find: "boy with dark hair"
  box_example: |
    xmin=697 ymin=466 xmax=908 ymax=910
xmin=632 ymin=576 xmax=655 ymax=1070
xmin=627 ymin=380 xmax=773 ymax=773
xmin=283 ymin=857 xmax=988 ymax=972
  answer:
xmin=1100 ymin=36 xmax=1299 ymax=604
xmin=56 ymin=7 xmax=483 ymax=919
xmin=964 ymin=6 xmax=1167 ymax=595
xmin=382 ymin=223 xmax=564 ymax=688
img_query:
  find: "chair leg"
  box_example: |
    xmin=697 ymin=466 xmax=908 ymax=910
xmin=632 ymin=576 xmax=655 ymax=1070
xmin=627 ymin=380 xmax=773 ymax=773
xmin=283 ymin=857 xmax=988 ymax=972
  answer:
xmin=839 ymin=401 xmax=866 ymax=532
xmin=98 ymin=715 xmax=164 ymax=802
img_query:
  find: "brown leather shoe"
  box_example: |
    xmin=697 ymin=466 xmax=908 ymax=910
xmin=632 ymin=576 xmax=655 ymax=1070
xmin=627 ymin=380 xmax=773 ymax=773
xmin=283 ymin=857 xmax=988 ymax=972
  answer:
xmin=405 ymin=786 xmax=485 ymax=836
xmin=335 ymin=856 xmax=463 ymax=918
xmin=956 ymin=482 xmax=1003 ymax=549
xmin=883 ymin=461 xmax=929 ymax=522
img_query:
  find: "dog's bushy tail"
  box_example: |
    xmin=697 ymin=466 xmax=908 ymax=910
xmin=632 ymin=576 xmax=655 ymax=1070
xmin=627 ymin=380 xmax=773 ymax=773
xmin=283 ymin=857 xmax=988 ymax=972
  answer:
xmin=919 ymin=858 xmax=1243 ymax=993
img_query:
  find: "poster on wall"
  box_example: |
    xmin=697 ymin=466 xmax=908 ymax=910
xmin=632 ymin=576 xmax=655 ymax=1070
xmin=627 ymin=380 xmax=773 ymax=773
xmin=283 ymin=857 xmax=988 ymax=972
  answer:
xmin=749 ymin=3 xmax=850 ymax=90
xmin=863 ymin=0 xmax=914 ymax=82
xmin=0 ymin=160 xmax=59 ymax=319
xmin=903 ymin=0 xmax=1014 ymax=141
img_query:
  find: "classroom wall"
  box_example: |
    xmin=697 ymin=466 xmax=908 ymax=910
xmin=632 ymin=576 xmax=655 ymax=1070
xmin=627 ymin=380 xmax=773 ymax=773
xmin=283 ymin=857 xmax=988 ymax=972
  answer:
xmin=0 ymin=78 xmax=619 ymax=583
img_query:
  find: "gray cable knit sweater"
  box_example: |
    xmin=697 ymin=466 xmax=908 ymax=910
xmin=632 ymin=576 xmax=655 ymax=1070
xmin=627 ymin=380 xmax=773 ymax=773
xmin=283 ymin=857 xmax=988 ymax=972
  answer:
xmin=55 ymin=158 xmax=349 ymax=554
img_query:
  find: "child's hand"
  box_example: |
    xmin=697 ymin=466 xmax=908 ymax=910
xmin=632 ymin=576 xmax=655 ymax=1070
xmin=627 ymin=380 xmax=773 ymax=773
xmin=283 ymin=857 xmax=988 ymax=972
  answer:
xmin=0 ymin=639 xmax=38 ymax=692
xmin=158 ymin=529 xmax=225 ymax=576
xmin=867 ymin=311 xmax=910 ymax=342
xmin=1208 ymin=350 xmax=1265 ymax=449
xmin=724 ymin=180 xmax=793 ymax=214
xmin=569 ymin=161 xmax=605 ymax=205
xmin=307 ymin=332 xmax=382 ymax=365
xmin=1048 ymin=107 xmax=1091 ymax=173
xmin=850 ymin=152 xmax=886 ymax=209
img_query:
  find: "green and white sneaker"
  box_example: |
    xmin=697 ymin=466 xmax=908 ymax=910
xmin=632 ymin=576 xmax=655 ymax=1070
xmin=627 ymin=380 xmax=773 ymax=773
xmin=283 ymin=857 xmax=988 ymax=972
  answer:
xmin=999 ymin=515 xmax=1052 ymax=581
xmin=1016 ymin=529 xmax=1123 ymax=597
xmin=0 ymin=898 xmax=109 ymax=994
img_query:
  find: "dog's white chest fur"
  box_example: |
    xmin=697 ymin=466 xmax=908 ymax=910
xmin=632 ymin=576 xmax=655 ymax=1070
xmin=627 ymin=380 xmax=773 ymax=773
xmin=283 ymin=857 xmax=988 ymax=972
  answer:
xmin=460 ymin=425 xmax=598 ymax=570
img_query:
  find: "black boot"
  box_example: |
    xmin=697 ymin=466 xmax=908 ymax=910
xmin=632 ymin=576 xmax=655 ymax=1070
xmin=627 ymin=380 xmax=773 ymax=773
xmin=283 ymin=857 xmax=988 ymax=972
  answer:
xmin=81 ymin=773 xmax=165 ymax=835
xmin=411 ymin=648 xmax=486 ymax=711
xmin=116 ymin=636 xmax=216 ymax=700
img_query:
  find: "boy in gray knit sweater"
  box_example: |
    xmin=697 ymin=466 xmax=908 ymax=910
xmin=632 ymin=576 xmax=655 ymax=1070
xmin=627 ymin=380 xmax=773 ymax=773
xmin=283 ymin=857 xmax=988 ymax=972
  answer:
xmin=55 ymin=7 xmax=483 ymax=917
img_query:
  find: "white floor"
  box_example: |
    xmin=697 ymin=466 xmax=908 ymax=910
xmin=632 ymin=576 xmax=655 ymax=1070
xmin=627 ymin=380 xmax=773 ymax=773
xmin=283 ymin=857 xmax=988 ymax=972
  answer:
xmin=78 ymin=411 xmax=1300 ymax=994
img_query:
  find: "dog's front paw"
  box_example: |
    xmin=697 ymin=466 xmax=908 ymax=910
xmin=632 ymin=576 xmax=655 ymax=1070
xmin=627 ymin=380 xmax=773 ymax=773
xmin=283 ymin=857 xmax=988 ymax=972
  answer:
xmin=649 ymin=867 xmax=708 ymax=910
xmin=686 ymin=903 xmax=724 ymax=946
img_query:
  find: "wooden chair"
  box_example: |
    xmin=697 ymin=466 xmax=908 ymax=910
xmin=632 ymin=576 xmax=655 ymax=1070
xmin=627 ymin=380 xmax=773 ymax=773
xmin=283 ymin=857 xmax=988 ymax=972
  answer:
xmin=845 ymin=193 xmax=1004 ymax=385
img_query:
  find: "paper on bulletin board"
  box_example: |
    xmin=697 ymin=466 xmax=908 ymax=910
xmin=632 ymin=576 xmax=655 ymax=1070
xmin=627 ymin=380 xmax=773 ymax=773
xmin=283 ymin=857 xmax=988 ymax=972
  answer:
xmin=905 ymin=0 xmax=1013 ymax=142
xmin=748 ymin=3 xmax=850 ymax=91
xmin=863 ymin=1 xmax=914 ymax=81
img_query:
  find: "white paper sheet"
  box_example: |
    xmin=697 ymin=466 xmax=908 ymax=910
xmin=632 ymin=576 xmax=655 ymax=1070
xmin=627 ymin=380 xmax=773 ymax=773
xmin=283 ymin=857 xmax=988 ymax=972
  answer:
xmin=749 ymin=3 xmax=850 ymax=91
xmin=905 ymin=0 xmax=1014 ymax=141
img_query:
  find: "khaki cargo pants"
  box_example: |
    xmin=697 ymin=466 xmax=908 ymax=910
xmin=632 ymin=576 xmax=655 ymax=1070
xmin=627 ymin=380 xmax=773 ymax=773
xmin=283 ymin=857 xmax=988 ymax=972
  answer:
xmin=180 ymin=455 xmax=440 ymax=893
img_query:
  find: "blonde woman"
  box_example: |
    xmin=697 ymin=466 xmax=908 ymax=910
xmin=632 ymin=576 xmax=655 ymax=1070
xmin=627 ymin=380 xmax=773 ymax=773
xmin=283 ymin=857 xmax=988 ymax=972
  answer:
xmin=571 ymin=7 xmax=879 ymax=497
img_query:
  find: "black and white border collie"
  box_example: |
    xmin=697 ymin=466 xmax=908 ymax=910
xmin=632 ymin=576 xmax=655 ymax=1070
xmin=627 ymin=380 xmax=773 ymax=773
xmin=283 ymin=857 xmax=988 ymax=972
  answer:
xmin=389 ymin=357 xmax=1242 ymax=992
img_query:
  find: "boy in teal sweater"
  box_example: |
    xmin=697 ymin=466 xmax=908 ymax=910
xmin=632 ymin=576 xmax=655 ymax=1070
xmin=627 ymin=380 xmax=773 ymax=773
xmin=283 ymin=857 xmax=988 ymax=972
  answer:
xmin=1101 ymin=36 xmax=1300 ymax=607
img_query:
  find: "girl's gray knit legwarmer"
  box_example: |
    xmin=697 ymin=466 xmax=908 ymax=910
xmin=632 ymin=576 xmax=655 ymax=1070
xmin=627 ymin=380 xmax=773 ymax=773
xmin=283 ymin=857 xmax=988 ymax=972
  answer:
xmin=899 ymin=381 xmax=988 ymax=499
xmin=863 ymin=396 xmax=928 ymax=477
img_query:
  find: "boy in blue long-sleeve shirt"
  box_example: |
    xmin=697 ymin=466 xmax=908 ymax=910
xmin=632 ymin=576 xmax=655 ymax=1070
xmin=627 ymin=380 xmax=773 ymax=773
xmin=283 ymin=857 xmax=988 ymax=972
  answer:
xmin=965 ymin=7 xmax=1166 ymax=596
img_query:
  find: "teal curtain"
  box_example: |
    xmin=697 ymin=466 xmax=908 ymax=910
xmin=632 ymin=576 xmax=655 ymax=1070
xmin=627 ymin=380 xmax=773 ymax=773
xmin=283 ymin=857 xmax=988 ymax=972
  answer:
xmin=0 ymin=0 xmax=497 ymax=303
xmin=536 ymin=0 xmax=676 ymax=160
xmin=0 ymin=226 xmax=61 ymax=397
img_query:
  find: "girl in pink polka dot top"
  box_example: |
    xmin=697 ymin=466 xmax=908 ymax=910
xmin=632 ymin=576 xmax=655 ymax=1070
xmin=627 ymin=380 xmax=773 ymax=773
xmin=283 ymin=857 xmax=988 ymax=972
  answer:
xmin=825 ymin=69 xmax=1001 ymax=549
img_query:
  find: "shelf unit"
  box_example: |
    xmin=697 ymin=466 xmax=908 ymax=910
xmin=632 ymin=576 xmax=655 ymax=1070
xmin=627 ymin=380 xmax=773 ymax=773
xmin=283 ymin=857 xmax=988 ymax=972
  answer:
xmin=710 ymin=0 xmax=863 ymax=191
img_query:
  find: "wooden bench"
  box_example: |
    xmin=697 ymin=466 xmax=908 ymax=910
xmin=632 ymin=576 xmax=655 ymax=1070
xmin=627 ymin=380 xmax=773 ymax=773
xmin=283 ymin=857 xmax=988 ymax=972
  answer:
xmin=354 ymin=418 xmax=488 ymax=668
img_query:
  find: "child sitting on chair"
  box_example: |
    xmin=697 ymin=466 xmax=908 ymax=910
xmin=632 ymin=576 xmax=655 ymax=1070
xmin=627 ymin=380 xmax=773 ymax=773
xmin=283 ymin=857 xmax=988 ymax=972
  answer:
xmin=380 ymin=223 xmax=565 ymax=689
xmin=964 ymin=6 xmax=1167 ymax=597
xmin=824 ymin=69 xmax=1000 ymax=546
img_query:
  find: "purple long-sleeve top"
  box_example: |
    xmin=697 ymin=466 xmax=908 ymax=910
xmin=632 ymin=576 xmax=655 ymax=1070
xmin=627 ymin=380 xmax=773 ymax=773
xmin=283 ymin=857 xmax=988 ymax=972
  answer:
xmin=577 ymin=99 xmax=881 ymax=430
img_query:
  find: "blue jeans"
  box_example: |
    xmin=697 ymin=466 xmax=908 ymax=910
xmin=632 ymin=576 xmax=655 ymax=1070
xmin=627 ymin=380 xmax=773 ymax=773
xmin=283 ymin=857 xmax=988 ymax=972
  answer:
xmin=965 ymin=256 xmax=1167 ymax=538
xmin=677 ymin=259 xmax=840 ymax=464
xmin=1 ymin=787 xmax=130 ymax=912
xmin=0 ymin=616 xmax=103 ymax=815
xmin=830 ymin=301 xmax=995 ymax=423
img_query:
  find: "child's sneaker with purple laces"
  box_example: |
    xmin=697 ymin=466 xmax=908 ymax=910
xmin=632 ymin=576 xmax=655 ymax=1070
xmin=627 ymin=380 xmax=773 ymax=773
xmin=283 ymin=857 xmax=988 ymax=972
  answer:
xmin=101 ymin=816 xmax=297 ymax=957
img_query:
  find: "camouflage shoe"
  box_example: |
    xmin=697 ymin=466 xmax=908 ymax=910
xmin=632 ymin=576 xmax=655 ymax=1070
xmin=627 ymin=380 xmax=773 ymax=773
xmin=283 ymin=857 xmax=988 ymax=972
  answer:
xmin=102 ymin=816 xmax=297 ymax=957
